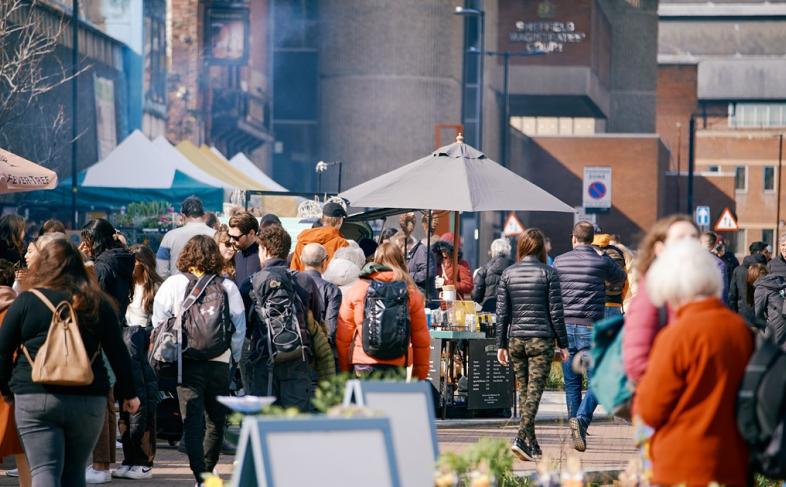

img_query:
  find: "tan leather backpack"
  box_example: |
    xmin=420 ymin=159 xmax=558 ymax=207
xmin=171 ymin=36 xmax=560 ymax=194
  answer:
xmin=20 ymin=289 xmax=99 ymax=386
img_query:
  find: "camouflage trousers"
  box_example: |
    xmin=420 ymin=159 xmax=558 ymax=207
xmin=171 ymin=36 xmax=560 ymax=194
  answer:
xmin=509 ymin=337 xmax=554 ymax=444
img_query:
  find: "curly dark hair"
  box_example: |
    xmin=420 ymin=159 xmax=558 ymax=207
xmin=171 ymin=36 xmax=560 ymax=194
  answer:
xmin=176 ymin=235 xmax=223 ymax=275
xmin=0 ymin=259 xmax=15 ymax=287
xmin=257 ymin=225 xmax=291 ymax=260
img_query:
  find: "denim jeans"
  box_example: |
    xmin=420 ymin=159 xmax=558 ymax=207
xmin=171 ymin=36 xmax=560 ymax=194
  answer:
xmin=14 ymin=393 xmax=106 ymax=487
xmin=562 ymin=324 xmax=598 ymax=428
xmin=604 ymin=306 xmax=623 ymax=319
xmin=177 ymin=360 xmax=230 ymax=482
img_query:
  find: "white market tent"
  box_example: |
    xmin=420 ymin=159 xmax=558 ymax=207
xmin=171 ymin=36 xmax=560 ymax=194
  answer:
xmin=229 ymin=152 xmax=288 ymax=192
xmin=151 ymin=136 xmax=230 ymax=189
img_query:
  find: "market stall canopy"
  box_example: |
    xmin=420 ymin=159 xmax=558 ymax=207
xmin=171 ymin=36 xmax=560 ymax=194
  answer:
xmin=151 ymin=136 xmax=231 ymax=189
xmin=49 ymin=131 xmax=222 ymax=210
xmin=0 ymin=147 xmax=57 ymax=193
xmin=339 ymin=136 xmax=574 ymax=213
xmin=176 ymin=141 xmax=264 ymax=190
xmin=228 ymin=152 xmax=288 ymax=192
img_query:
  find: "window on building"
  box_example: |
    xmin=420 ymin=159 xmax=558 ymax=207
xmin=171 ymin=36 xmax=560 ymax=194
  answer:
xmin=763 ymin=229 xmax=775 ymax=249
xmin=729 ymin=103 xmax=786 ymax=128
xmin=708 ymin=165 xmax=720 ymax=173
xmin=735 ymin=166 xmax=747 ymax=192
xmin=737 ymin=229 xmax=746 ymax=255
xmin=143 ymin=1 xmax=167 ymax=108
xmin=510 ymin=116 xmax=597 ymax=136
xmin=764 ymin=166 xmax=776 ymax=192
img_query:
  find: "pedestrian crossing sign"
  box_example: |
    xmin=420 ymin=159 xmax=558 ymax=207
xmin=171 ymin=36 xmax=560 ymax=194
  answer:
xmin=714 ymin=207 xmax=739 ymax=232
xmin=503 ymin=212 xmax=525 ymax=237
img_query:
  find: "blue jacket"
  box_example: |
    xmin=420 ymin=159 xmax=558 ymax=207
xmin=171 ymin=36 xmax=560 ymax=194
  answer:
xmin=553 ymin=245 xmax=627 ymax=325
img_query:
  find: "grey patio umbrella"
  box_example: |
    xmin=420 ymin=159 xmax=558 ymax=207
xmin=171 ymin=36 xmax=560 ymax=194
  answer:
xmin=339 ymin=135 xmax=575 ymax=213
xmin=340 ymin=135 xmax=574 ymax=301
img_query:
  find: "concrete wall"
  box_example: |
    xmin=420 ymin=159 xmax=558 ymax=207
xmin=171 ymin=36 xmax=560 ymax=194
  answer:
xmin=599 ymin=0 xmax=658 ymax=133
xmin=318 ymin=0 xmax=464 ymax=189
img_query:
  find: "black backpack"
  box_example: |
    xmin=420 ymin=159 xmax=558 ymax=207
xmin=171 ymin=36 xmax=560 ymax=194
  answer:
xmin=737 ymin=335 xmax=786 ymax=479
xmin=362 ymin=280 xmax=410 ymax=360
xmin=149 ymin=274 xmax=234 ymax=383
xmin=251 ymin=268 xmax=307 ymax=364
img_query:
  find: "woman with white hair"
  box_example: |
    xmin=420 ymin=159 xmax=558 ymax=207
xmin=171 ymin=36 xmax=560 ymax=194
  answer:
xmin=635 ymin=240 xmax=753 ymax=487
xmin=473 ymin=238 xmax=513 ymax=311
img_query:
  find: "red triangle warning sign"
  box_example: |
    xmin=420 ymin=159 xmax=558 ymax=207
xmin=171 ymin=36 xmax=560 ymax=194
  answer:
xmin=504 ymin=212 xmax=525 ymax=237
xmin=714 ymin=207 xmax=738 ymax=232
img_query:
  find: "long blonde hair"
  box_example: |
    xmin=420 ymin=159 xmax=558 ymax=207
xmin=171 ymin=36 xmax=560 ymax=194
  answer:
xmin=373 ymin=242 xmax=415 ymax=287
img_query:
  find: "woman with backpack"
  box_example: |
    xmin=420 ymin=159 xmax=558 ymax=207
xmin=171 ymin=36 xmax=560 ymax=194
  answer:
xmin=0 ymin=239 xmax=139 ymax=487
xmin=113 ymin=245 xmax=162 ymax=480
xmin=635 ymin=240 xmax=753 ymax=486
xmin=622 ymin=215 xmax=699 ymax=385
xmin=336 ymin=242 xmax=430 ymax=379
xmin=152 ymin=235 xmax=245 ymax=485
xmin=495 ymin=229 xmax=569 ymax=462
xmin=80 ymin=219 xmax=136 ymax=484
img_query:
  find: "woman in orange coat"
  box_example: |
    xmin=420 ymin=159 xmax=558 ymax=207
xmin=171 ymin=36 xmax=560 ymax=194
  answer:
xmin=635 ymin=240 xmax=753 ymax=487
xmin=336 ymin=243 xmax=431 ymax=379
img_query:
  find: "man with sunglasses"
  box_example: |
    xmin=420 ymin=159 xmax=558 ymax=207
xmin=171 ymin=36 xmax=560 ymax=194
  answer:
xmin=228 ymin=211 xmax=261 ymax=311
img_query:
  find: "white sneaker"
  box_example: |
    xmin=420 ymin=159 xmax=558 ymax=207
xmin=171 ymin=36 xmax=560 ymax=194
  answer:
xmin=111 ymin=465 xmax=130 ymax=479
xmin=124 ymin=466 xmax=153 ymax=480
xmin=86 ymin=466 xmax=112 ymax=484
xmin=6 ymin=468 xmax=18 ymax=478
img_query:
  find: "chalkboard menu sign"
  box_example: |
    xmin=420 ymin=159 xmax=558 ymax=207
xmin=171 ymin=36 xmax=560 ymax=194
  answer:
xmin=467 ymin=339 xmax=514 ymax=410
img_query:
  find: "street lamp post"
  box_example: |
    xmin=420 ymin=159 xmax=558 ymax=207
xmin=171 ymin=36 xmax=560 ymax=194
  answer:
xmin=71 ymin=0 xmax=79 ymax=229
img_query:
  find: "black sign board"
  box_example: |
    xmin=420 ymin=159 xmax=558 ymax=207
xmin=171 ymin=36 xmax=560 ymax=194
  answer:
xmin=467 ymin=339 xmax=514 ymax=410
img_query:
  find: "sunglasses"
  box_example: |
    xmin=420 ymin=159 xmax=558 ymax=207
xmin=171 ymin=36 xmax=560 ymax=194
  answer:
xmin=228 ymin=234 xmax=243 ymax=241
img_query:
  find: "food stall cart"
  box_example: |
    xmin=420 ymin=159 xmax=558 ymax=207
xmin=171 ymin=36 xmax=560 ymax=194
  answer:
xmin=339 ymin=135 xmax=574 ymax=419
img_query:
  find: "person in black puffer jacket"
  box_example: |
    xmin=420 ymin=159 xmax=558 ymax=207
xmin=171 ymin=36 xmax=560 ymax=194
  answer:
xmin=553 ymin=221 xmax=626 ymax=452
xmin=729 ymin=241 xmax=767 ymax=317
xmin=496 ymin=229 xmax=568 ymax=462
xmin=80 ymin=218 xmax=136 ymax=480
xmin=473 ymin=238 xmax=514 ymax=312
xmin=81 ymin=219 xmax=136 ymax=322
xmin=754 ymin=272 xmax=786 ymax=347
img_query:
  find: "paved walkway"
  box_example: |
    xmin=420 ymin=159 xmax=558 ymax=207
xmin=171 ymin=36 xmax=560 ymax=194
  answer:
xmin=0 ymin=392 xmax=636 ymax=485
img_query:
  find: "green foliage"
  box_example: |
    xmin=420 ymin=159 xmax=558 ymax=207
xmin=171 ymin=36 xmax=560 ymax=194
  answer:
xmin=312 ymin=373 xmax=354 ymax=413
xmin=546 ymin=361 xmax=564 ymax=390
xmin=755 ymin=474 xmax=782 ymax=487
xmin=311 ymin=370 xmax=408 ymax=413
xmin=438 ymin=438 xmax=531 ymax=487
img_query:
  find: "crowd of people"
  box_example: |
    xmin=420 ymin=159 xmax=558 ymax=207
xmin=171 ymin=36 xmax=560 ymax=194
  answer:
xmin=0 ymin=196 xmax=780 ymax=486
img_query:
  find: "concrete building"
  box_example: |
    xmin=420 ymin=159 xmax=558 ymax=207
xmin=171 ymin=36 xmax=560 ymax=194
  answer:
xmin=657 ymin=0 xmax=786 ymax=254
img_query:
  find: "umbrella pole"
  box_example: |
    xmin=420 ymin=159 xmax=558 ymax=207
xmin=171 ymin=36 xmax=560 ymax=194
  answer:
xmin=452 ymin=211 xmax=460 ymax=289
xmin=425 ymin=210 xmax=432 ymax=305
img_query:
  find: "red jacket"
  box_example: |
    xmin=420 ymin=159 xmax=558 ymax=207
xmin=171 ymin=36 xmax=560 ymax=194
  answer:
xmin=439 ymin=259 xmax=473 ymax=298
xmin=336 ymin=270 xmax=431 ymax=379
xmin=635 ymin=298 xmax=753 ymax=487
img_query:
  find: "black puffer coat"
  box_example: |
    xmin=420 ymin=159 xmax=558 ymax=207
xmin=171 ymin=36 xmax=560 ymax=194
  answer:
xmin=473 ymin=256 xmax=514 ymax=311
xmin=94 ymin=247 xmax=136 ymax=324
xmin=553 ymin=245 xmax=627 ymax=325
xmin=754 ymin=274 xmax=786 ymax=347
xmin=729 ymin=254 xmax=767 ymax=314
xmin=495 ymin=256 xmax=568 ymax=349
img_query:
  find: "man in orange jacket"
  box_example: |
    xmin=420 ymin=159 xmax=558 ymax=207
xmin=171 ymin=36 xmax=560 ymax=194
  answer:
xmin=290 ymin=202 xmax=349 ymax=271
